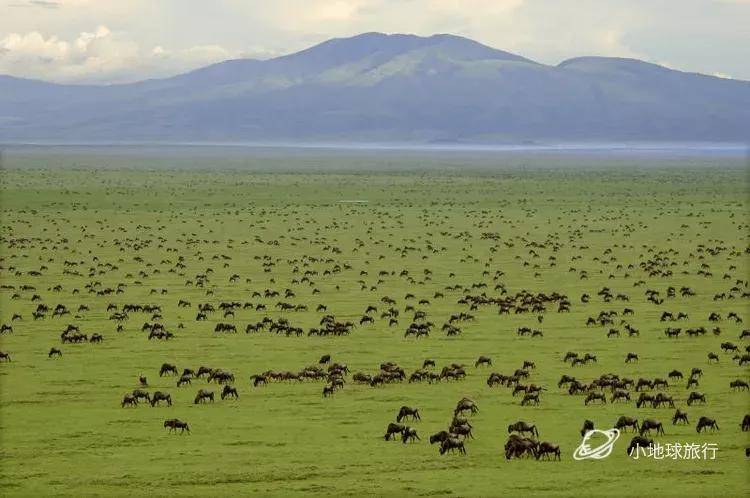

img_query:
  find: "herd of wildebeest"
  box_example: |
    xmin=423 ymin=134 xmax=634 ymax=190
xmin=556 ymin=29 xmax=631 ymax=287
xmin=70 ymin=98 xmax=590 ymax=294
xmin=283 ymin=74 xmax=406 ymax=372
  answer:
xmin=1 ymin=170 xmax=749 ymax=465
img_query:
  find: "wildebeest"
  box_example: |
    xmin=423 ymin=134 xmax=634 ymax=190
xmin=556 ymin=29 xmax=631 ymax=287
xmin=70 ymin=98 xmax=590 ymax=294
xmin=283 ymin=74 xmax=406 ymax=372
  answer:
xmin=580 ymin=419 xmax=594 ymax=437
xmin=474 ymin=355 xmax=492 ymax=367
xmin=454 ymin=398 xmax=478 ymax=416
xmin=0 ymin=351 xmax=10 ymax=362
xmin=627 ymin=436 xmax=654 ymax=456
xmin=741 ymin=414 xmax=750 ymax=432
xmin=194 ymin=389 xmax=214 ymax=404
xmin=121 ymin=393 xmax=138 ymax=407
xmin=221 ymin=385 xmax=239 ymax=399
xmin=48 ymin=348 xmax=62 ymax=358
xmin=615 ymin=416 xmax=639 ymax=432
xmin=159 ymin=363 xmax=178 ymax=376
xmin=696 ymin=416 xmax=719 ymax=433
xmin=673 ymin=409 xmax=689 ymax=425
xmin=150 ymin=391 xmax=172 ymax=406
xmin=164 ymin=419 xmax=190 ymax=434
xmin=439 ymin=437 xmax=466 ymax=455
xmin=639 ymin=419 xmax=665 ymax=436
xmin=508 ymin=421 xmax=539 ymax=438
xmin=396 ymin=406 xmax=421 ymax=422
xmin=536 ymin=441 xmax=561 ymax=460
xmin=401 ymin=427 xmax=419 ymax=443
xmin=384 ymin=423 xmax=406 ymax=441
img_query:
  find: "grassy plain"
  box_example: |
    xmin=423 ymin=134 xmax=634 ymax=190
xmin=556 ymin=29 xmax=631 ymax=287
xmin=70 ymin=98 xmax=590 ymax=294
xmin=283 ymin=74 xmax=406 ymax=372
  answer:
xmin=0 ymin=149 xmax=748 ymax=497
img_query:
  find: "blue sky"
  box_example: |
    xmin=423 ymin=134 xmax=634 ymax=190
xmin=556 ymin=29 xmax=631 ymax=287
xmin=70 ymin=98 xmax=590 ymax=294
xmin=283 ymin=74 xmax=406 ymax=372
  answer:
xmin=1 ymin=0 xmax=748 ymax=83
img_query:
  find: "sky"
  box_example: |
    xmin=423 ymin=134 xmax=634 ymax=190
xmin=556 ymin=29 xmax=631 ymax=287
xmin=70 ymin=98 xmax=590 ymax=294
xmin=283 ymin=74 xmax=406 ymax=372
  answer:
xmin=1 ymin=0 xmax=748 ymax=84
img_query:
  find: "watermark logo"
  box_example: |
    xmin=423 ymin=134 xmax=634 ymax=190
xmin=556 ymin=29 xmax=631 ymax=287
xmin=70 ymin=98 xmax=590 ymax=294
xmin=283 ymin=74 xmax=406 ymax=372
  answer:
xmin=573 ymin=428 xmax=620 ymax=460
xmin=630 ymin=442 xmax=718 ymax=460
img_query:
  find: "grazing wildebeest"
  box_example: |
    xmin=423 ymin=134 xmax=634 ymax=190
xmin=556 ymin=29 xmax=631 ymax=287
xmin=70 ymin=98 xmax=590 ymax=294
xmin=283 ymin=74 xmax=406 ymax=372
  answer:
xmin=423 ymin=359 xmax=436 ymax=369
xmin=221 ymin=385 xmax=239 ymax=399
xmin=319 ymin=354 xmax=331 ymax=364
xmin=521 ymin=393 xmax=540 ymax=406
xmin=150 ymin=391 xmax=172 ymax=406
xmin=625 ymin=352 xmax=638 ymax=363
xmin=474 ymin=355 xmax=492 ymax=367
xmin=580 ymin=419 xmax=594 ymax=437
xmin=48 ymin=348 xmax=62 ymax=358
xmin=451 ymin=424 xmax=474 ymax=439
xmin=322 ymin=384 xmax=336 ymax=397
xmin=741 ymin=414 xmax=750 ymax=432
xmin=164 ymin=419 xmax=190 ymax=434
xmin=439 ymin=437 xmax=466 ymax=455
xmin=401 ymin=427 xmax=420 ymax=444
xmin=508 ymin=421 xmax=539 ymax=438
xmin=159 ymin=363 xmax=178 ymax=376
xmin=673 ymin=409 xmax=689 ymax=425
xmin=121 ymin=394 xmax=138 ymax=407
xmin=454 ymin=398 xmax=478 ymax=416
xmin=615 ymin=416 xmax=639 ymax=432
xmin=707 ymin=352 xmax=719 ymax=363
xmin=627 ymin=436 xmax=654 ymax=456
xmin=194 ymin=389 xmax=214 ymax=404
xmin=730 ymin=379 xmax=749 ymax=391
xmin=639 ymin=419 xmax=665 ymax=436
xmin=132 ymin=389 xmax=151 ymax=404
xmin=429 ymin=431 xmax=451 ymax=444
xmin=0 ymin=351 xmax=10 ymax=362
xmin=505 ymin=434 xmax=537 ymax=459
xmin=687 ymin=392 xmax=706 ymax=405
xmin=585 ymin=392 xmax=606 ymax=405
xmin=384 ymin=423 xmax=406 ymax=441
xmin=177 ymin=374 xmax=191 ymax=387
xmin=696 ymin=416 xmax=719 ymax=433
xmin=396 ymin=406 xmax=421 ymax=422
xmin=536 ymin=442 xmax=561 ymax=460
xmin=250 ymin=374 xmax=268 ymax=387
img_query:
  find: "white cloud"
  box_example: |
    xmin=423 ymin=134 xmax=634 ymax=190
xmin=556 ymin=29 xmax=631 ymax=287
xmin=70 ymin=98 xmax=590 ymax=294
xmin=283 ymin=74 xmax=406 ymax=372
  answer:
xmin=0 ymin=25 xmax=238 ymax=83
xmin=0 ymin=0 xmax=747 ymax=82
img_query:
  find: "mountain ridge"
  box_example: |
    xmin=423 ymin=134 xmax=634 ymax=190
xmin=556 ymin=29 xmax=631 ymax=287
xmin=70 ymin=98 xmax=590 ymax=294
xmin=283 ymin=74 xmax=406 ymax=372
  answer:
xmin=1 ymin=32 xmax=748 ymax=143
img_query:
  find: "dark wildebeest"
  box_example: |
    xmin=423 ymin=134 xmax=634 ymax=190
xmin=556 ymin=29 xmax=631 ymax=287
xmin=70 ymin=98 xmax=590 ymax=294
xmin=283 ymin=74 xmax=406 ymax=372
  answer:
xmin=159 ymin=363 xmax=178 ymax=376
xmin=429 ymin=431 xmax=451 ymax=444
xmin=627 ymin=436 xmax=654 ymax=456
xmin=440 ymin=437 xmax=466 ymax=455
xmin=508 ymin=421 xmax=539 ymax=438
xmin=150 ymin=391 xmax=172 ymax=406
xmin=536 ymin=442 xmax=561 ymax=460
xmin=454 ymin=398 xmax=478 ymax=416
xmin=396 ymin=406 xmax=421 ymax=422
xmin=475 ymin=355 xmax=492 ymax=367
xmin=580 ymin=420 xmax=594 ymax=437
xmin=696 ymin=416 xmax=719 ymax=433
xmin=164 ymin=419 xmax=190 ymax=434
xmin=742 ymin=414 xmax=750 ymax=432
xmin=194 ymin=389 xmax=214 ymax=404
xmin=221 ymin=385 xmax=239 ymax=399
xmin=639 ymin=419 xmax=665 ymax=436
xmin=121 ymin=393 xmax=138 ymax=407
xmin=687 ymin=392 xmax=706 ymax=405
xmin=384 ymin=423 xmax=406 ymax=441
xmin=615 ymin=416 xmax=639 ymax=432
xmin=401 ymin=427 xmax=420 ymax=443
xmin=0 ymin=351 xmax=10 ymax=362
xmin=48 ymin=348 xmax=62 ymax=358
xmin=673 ymin=409 xmax=689 ymax=425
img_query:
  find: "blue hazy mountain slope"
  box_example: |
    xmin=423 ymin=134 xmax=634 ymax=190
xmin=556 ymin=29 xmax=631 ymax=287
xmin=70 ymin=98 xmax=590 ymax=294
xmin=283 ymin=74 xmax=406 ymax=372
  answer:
xmin=1 ymin=33 xmax=748 ymax=143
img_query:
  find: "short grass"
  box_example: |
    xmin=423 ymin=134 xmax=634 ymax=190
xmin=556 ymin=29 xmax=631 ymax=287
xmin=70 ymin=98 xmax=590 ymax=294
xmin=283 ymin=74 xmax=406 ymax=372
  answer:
xmin=0 ymin=155 xmax=748 ymax=497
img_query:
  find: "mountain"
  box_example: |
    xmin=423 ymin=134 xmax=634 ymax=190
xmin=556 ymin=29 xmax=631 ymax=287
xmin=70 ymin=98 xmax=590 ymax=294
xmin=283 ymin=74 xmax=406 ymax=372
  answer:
xmin=1 ymin=32 xmax=748 ymax=143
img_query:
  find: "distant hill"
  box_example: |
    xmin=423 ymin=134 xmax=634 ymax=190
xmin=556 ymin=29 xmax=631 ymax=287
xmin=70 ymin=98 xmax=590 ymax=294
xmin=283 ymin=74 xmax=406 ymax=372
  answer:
xmin=1 ymin=32 xmax=748 ymax=143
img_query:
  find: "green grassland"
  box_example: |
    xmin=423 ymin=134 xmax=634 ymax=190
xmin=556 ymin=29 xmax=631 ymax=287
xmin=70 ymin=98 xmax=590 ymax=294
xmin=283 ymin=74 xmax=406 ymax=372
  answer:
xmin=0 ymin=154 xmax=748 ymax=497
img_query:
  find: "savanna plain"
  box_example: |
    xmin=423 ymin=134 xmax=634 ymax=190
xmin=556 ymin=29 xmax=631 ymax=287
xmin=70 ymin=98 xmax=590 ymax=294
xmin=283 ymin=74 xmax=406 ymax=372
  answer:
xmin=0 ymin=149 xmax=748 ymax=497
